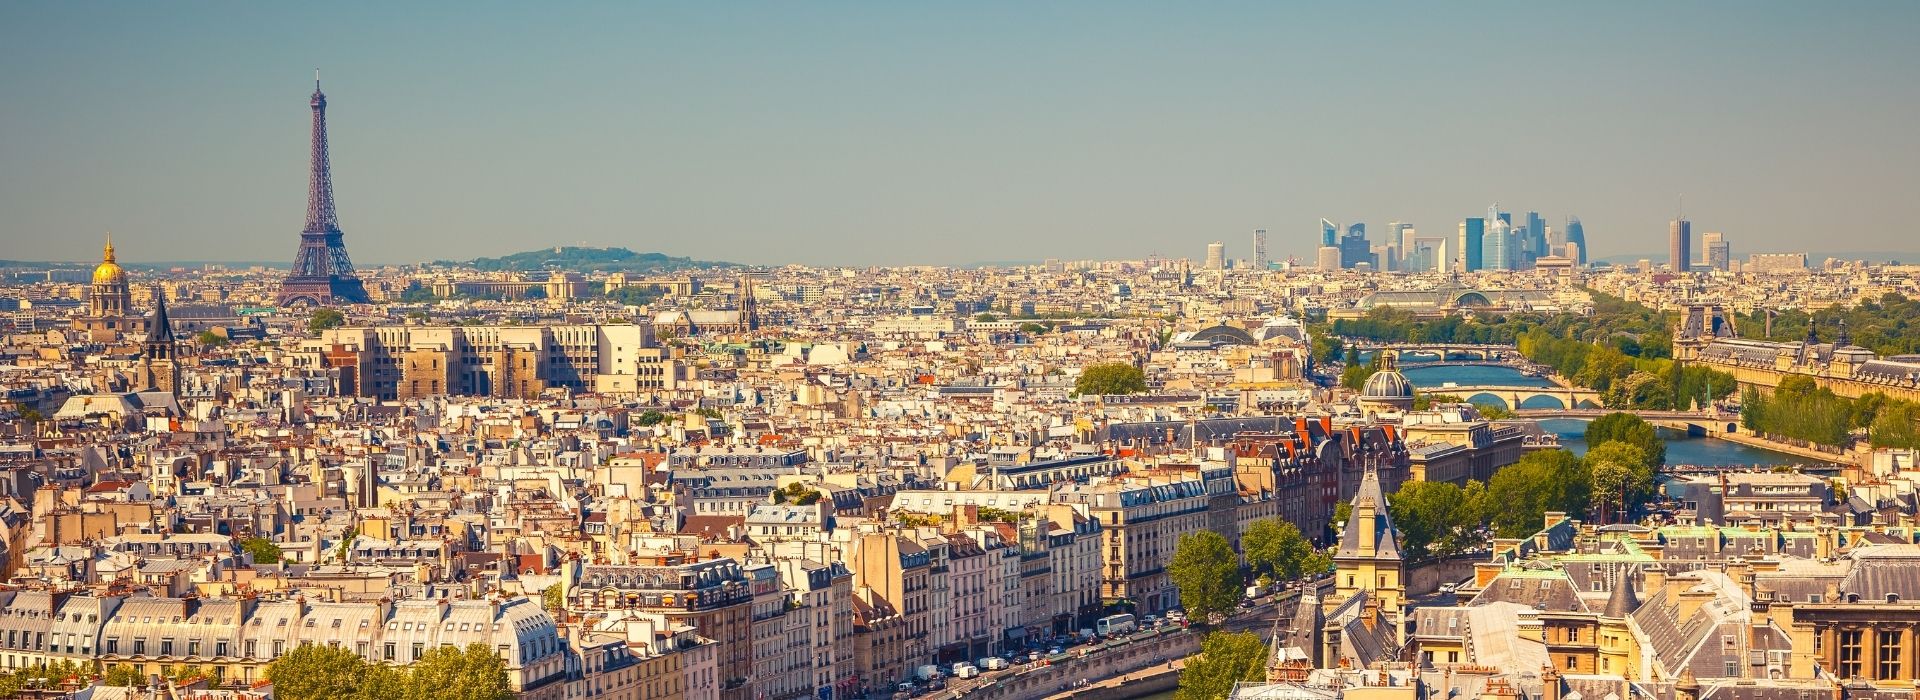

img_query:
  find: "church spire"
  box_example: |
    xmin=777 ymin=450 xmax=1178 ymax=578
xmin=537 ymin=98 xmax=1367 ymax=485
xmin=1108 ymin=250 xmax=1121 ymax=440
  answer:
xmin=150 ymin=285 xmax=175 ymax=344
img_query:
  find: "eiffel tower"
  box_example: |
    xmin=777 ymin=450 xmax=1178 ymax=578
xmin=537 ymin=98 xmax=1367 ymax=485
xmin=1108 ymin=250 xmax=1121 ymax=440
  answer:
xmin=278 ymin=72 xmax=370 ymax=307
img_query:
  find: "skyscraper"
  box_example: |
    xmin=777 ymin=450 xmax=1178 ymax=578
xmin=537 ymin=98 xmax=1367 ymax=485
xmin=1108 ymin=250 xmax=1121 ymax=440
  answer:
xmin=1252 ymin=229 xmax=1268 ymax=270
xmin=1458 ymin=218 xmax=1485 ymax=271
xmin=1564 ymin=216 xmax=1587 ymax=266
xmin=1703 ymin=231 xmax=1730 ymax=272
xmin=1321 ymin=218 xmax=1338 ymax=248
xmin=1525 ymin=211 xmax=1546 ymax=261
xmin=1317 ymin=246 xmax=1343 ymax=272
xmin=1205 ymin=241 xmax=1226 ymax=270
xmin=1483 ymin=216 xmax=1513 ymax=271
xmin=1339 ymin=224 xmax=1371 ymax=269
xmin=1669 ymin=216 xmax=1692 ymax=272
xmin=279 ymin=74 xmax=370 ymax=306
xmin=1387 ymin=222 xmax=1416 ymax=270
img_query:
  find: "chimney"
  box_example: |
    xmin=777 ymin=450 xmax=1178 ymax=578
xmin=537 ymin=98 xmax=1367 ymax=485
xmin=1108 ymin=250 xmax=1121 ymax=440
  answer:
xmin=1644 ymin=564 xmax=1667 ymax=599
xmin=1730 ymin=558 xmax=1756 ymax=598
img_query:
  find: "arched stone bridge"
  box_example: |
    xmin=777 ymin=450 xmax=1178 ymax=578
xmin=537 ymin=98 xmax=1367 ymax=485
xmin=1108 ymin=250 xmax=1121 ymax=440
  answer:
xmin=1345 ymin=343 xmax=1519 ymax=362
xmin=1426 ymin=384 xmax=1603 ymax=410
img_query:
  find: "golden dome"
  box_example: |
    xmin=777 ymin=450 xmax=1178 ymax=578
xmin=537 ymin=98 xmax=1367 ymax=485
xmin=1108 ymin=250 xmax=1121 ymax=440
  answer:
xmin=92 ymin=236 xmax=125 ymax=285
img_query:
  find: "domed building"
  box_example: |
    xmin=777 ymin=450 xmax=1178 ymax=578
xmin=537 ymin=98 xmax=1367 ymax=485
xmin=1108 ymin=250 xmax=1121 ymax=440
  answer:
xmin=91 ymin=236 xmax=131 ymax=317
xmin=1358 ymin=356 xmax=1416 ymax=415
xmin=74 ymin=235 xmax=139 ymax=338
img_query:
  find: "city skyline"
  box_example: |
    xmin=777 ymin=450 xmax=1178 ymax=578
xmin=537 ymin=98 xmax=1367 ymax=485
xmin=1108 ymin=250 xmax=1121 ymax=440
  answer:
xmin=3 ymin=2 xmax=1918 ymax=267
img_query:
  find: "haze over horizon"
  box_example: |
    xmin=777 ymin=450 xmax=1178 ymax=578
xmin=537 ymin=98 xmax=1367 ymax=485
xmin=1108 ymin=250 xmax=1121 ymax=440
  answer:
xmin=3 ymin=2 xmax=1917 ymax=267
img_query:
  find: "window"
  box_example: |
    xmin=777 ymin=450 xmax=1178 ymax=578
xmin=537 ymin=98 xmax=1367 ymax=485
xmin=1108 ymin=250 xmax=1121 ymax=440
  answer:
xmin=1880 ymin=630 xmax=1903 ymax=679
xmin=1838 ymin=630 xmax=1864 ymax=678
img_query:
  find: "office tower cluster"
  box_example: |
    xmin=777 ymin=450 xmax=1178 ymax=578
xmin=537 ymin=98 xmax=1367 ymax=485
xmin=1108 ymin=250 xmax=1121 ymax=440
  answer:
xmin=1445 ymin=205 xmax=1587 ymax=273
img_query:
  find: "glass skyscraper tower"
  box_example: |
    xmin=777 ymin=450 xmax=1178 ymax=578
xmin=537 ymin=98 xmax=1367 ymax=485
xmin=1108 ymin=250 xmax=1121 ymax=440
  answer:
xmin=1565 ymin=216 xmax=1587 ymax=265
xmin=1458 ymin=217 xmax=1485 ymax=271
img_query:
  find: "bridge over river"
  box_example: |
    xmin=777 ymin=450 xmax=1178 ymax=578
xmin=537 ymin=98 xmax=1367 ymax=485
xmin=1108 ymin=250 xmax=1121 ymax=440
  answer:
xmin=1424 ymin=384 xmax=1602 ymax=410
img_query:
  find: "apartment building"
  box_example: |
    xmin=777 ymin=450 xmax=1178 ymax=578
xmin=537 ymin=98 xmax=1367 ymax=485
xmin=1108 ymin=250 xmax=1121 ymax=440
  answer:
xmin=307 ymin=323 xmax=656 ymax=399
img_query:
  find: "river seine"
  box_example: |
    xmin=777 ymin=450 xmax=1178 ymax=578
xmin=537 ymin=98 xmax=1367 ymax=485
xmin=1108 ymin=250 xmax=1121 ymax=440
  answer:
xmin=1399 ymin=363 xmax=1800 ymax=468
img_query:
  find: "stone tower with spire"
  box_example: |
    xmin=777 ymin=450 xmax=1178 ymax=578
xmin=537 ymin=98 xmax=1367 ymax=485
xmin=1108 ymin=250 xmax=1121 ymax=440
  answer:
xmin=1328 ymin=466 xmax=1406 ymax=632
xmin=141 ymin=286 xmax=180 ymax=394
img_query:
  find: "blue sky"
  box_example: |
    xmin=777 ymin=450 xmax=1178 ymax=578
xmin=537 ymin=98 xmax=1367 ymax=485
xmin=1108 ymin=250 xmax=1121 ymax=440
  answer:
xmin=2 ymin=2 xmax=1916 ymax=266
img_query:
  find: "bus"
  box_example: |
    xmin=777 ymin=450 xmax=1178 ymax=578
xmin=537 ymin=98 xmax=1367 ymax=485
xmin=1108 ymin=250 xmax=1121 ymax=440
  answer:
xmin=1095 ymin=613 xmax=1136 ymax=637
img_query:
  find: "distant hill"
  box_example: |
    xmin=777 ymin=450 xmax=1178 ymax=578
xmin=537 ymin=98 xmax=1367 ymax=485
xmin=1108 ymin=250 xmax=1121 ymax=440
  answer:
xmin=450 ymin=247 xmax=739 ymax=273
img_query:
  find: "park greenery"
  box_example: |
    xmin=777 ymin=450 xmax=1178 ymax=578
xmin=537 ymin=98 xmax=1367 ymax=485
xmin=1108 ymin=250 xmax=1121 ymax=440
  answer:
xmin=1166 ymin=531 xmax=1243 ymax=622
xmin=265 ymin=642 xmax=513 ymax=700
xmin=1241 ymin=518 xmax=1329 ymax=583
xmin=1387 ymin=479 xmax=1490 ymax=559
xmin=194 ymin=330 xmax=229 ymax=347
xmin=1736 ymin=293 xmax=1920 ymax=357
xmin=1177 ymin=631 xmax=1269 ymax=700
xmin=1585 ymin=412 xmax=1667 ymax=471
xmin=1074 ymin=362 xmax=1148 ymax=397
xmin=1741 ymin=376 xmax=1920 ymax=449
xmin=1378 ymin=416 xmax=1668 ymax=543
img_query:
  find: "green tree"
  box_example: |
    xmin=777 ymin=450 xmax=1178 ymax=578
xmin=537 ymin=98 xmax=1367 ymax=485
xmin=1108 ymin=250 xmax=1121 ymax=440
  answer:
xmin=1019 ymin=322 xmax=1049 ymax=335
xmin=1242 ymin=518 xmax=1316 ymax=582
xmin=636 ymin=410 xmax=668 ymax=427
xmin=542 ymin=584 xmax=564 ymax=612
xmin=1473 ymin=401 xmax=1515 ymax=420
xmin=1074 ymin=362 xmax=1147 ymax=397
xmin=772 ymin=482 xmax=821 ymax=506
xmin=194 ymin=330 xmax=229 ymax=347
xmin=360 ymin=664 xmax=414 ymax=700
xmin=974 ymin=313 xmax=999 ymax=322
xmin=308 ymin=308 xmax=347 ymax=334
xmin=1870 ymin=400 xmax=1920 ymax=449
xmin=1340 ymin=352 xmax=1384 ymax=392
xmin=1388 ymin=480 xmax=1488 ymax=560
xmin=1584 ymin=413 xmax=1667 ymax=470
xmin=267 ymin=644 xmax=374 ymax=700
xmin=335 ymin=527 xmax=358 ymax=563
xmin=101 ymin=664 xmax=143 ymax=687
xmin=406 ymin=643 xmax=515 ymax=700
xmin=1586 ymin=442 xmax=1654 ymax=524
xmin=1486 ymin=449 xmax=1590 ymax=537
xmin=1177 ymin=632 xmax=1269 ymax=700
xmin=241 ymin=536 xmax=283 ymax=564
xmin=1310 ymin=334 xmax=1344 ymax=366
xmin=1167 ymin=531 xmax=1242 ymax=622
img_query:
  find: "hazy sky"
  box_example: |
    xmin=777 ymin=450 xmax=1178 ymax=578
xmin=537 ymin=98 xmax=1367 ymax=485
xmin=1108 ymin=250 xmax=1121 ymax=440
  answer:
xmin=3 ymin=2 xmax=1917 ymax=267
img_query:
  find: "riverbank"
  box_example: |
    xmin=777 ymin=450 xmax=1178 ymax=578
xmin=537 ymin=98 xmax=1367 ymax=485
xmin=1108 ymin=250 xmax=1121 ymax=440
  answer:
xmin=1711 ymin=428 xmax=1856 ymax=466
xmin=1038 ymin=659 xmax=1183 ymax=700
